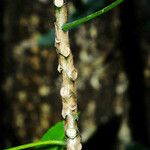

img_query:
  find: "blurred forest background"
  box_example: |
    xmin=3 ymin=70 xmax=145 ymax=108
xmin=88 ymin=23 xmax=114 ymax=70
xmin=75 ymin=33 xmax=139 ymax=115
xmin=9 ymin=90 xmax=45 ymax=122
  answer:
xmin=0 ymin=0 xmax=150 ymax=149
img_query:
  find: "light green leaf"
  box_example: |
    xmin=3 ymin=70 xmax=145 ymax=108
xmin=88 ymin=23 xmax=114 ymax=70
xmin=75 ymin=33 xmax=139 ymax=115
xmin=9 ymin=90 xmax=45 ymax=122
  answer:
xmin=36 ymin=121 xmax=65 ymax=150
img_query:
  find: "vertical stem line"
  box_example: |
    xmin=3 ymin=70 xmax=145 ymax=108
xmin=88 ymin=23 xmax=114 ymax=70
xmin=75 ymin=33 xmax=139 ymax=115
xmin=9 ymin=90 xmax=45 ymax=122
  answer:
xmin=54 ymin=1 xmax=82 ymax=150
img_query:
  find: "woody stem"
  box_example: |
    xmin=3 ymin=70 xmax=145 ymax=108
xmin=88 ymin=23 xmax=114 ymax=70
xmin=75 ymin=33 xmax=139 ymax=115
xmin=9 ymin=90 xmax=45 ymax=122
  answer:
xmin=54 ymin=0 xmax=82 ymax=149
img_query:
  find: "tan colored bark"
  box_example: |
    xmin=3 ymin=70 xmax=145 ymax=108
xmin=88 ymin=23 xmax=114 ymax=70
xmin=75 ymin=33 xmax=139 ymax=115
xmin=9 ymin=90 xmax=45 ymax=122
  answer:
xmin=54 ymin=1 xmax=82 ymax=149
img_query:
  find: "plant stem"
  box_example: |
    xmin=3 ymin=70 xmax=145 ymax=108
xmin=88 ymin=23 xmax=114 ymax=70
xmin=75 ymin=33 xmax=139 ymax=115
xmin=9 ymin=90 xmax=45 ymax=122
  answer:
xmin=5 ymin=140 xmax=66 ymax=150
xmin=54 ymin=0 xmax=82 ymax=150
xmin=62 ymin=0 xmax=124 ymax=31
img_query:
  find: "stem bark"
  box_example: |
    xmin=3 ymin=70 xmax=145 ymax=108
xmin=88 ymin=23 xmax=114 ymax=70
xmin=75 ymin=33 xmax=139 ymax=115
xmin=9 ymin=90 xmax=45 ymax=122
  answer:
xmin=54 ymin=1 xmax=82 ymax=150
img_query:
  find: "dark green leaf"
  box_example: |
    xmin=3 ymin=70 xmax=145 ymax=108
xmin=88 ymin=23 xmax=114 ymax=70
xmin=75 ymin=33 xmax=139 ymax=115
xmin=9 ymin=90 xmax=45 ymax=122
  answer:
xmin=37 ymin=29 xmax=55 ymax=47
xmin=126 ymin=142 xmax=149 ymax=150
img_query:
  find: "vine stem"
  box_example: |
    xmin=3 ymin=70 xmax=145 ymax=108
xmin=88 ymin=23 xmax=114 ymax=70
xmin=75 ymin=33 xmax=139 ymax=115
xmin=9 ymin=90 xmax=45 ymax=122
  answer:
xmin=5 ymin=140 xmax=66 ymax=150
xmin=54 ymin=0 xmax=82 ymax=149
xmin=62 ymin=0 xmax=124 ymax=31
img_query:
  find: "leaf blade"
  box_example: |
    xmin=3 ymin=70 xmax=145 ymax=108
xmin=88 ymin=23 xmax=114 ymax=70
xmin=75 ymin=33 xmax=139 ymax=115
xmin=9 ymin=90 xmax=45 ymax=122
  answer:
xmin=36 ymin=121 xmax=65 ymax=150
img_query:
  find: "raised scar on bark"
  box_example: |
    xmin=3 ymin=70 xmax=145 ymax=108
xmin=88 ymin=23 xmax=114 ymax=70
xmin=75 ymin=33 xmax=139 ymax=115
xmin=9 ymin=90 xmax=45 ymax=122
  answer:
xmin=54 ymin=0 xmax=64 ymax=7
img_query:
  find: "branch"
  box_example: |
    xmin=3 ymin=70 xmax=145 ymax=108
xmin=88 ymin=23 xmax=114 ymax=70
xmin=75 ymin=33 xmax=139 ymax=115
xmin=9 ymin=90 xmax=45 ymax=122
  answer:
xmin=62 ymin=0 xmax=124 ymax=31
xmin=5 ymin=140 xmax=66 ymax=150
xmin=54 ymin=0 xmax=82 ymax=149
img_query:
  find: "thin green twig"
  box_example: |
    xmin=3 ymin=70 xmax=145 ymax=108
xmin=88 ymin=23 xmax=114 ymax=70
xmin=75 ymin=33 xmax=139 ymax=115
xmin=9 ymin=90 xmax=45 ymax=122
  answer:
xmin=5 ymin=140 xmax=66 ymax=150
xmin=62 ymin=0 xmax=124 ymax=31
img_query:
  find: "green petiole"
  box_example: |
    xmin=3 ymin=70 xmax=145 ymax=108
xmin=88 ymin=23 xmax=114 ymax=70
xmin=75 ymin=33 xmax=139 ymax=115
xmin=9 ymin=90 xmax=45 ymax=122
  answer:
xmin=5 ymin=140 xmax=66 ymax=150
xmin=62 ymin=0 xmax=124 ymax=31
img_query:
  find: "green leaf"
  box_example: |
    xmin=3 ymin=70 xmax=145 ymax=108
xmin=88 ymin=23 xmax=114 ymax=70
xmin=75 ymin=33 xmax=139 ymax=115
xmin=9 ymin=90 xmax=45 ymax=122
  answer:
xmin=36 ymin=121 xmax=65 ymax=150
xmin=126 ymin=142 xmax=149 ymax=150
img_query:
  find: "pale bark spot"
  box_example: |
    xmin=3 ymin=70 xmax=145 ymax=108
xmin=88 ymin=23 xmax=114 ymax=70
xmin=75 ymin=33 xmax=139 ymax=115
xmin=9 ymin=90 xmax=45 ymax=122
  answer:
xmin=67 ymin=68 xmax=78 ymax=81
xmin=60 ymin=86 xmax=71 ymax=98
xmin=66 ymin=128 xmax=77 ymax=139
xmin=54 ymin=0 xmax=64 ymax=8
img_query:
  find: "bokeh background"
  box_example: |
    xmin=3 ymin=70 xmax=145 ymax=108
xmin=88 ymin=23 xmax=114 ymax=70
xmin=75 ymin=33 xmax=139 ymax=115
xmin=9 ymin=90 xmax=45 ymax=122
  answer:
xmin=0 ymin=0 xmax=150 ymax=149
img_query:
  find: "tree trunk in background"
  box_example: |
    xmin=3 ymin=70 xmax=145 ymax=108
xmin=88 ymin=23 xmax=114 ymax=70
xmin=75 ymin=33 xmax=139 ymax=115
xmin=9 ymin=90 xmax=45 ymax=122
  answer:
xmin=120 ymin=0 xmax=150 ymax=147
xmin=0 ymin=0 xmax=150 ymax=149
